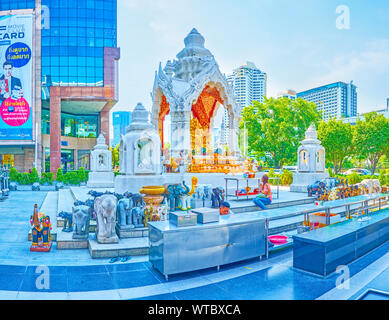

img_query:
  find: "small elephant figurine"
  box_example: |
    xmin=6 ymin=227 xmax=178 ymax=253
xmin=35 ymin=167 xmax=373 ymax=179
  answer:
xmin=72 ymin=205 xmax=91 ymax=240
xmin=211 ymin=187 xmax=225 ymax=208
xmin=117 ymin=195 xmax=134 ymax=228
xmin=58 ymin=211 xmax=73 ymax=232
xmin=130 ymin=207 xmax=145 ymax=228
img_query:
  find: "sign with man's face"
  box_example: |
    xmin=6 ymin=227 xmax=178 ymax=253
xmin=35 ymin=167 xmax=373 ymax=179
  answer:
xmin=0 ymin=14 xmax=33 ymax=141
xmin=3 ymin=64 xmax=12 ymax=78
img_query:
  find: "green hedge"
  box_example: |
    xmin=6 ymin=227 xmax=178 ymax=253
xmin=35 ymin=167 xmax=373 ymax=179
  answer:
xmin=9 ymin=167 xmax=89 ymax=186
xmin=266 ymin=169 xmax=293 ymax=186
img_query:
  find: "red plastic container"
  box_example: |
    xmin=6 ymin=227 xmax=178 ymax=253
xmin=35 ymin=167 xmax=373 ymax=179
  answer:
xmin=268 ymin=235 xmax=288 ymax=245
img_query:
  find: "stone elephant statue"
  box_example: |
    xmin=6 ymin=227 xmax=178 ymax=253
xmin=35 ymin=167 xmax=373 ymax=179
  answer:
xmin=211 ymin=187 xmax=225 ymax=208
xmin=307 ymin=181 xmax=326 ymax=197
xmin=117 ymin=195 xmax=134 ymax=228
xmin=59 ymin=211 xmax=73 ymax=233
xmin=130 ymin=206 xmax=145 ymax=228
xmin=72 ymin=205 xmax=91 ymax=240
xmin=166 ymin=184 xmax=179 ymax=211
xmin=94 ymin=194 xmax=118 ymax=244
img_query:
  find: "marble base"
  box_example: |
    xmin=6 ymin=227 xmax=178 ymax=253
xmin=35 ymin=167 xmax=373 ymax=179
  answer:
xmin=96 ymin=234 xmax=119 ymax=244
xmin=72 ymin=233 xmax=89 ymax=240
xmin=290 ymin=172 xmax=330 ymax=193
xmin=115 ymin=175 xmax=167 ymax=194
xmin=87 ymin=171 xmax=115 ymax=188
xmin=88 ymin=236 xmax=149 ymax=259
xmin=57 ymin=230 xmax=88 ymax=250
xmin=116 ymin=225 xmax=148 ymax=238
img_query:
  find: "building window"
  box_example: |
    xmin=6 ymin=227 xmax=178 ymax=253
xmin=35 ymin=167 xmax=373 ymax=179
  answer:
xmin=61 ymin=112 xmax=99 ymax=138
xmin=78 ymin=150 xmax=91 ymax=170
xmin=61 ymin=149 xmax=74 ymax=173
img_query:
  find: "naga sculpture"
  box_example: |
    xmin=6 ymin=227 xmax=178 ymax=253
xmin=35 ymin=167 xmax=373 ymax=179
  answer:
xmin=94 ymin=194 xmax=119 ymax=244
xmin=72 ymin=205 xmax=92 ymax=240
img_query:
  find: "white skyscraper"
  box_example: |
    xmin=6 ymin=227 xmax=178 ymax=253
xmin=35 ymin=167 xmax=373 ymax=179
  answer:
xmin=227 ymin=61 xmax=267 ymax=108
xmin=297 ymin=81 xmax=357 ymax=121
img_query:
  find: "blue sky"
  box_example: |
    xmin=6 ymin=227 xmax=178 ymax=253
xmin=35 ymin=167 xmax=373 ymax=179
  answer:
xmin=113 ymin=0 xmax=389 ymax=114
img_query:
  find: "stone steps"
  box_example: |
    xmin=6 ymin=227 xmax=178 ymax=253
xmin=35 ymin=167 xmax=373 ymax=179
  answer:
xmin=230 ymin=197 xmax=315 ymax=214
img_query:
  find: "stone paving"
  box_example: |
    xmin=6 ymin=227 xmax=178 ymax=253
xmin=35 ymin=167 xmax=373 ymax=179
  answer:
xmin=0 ymin=191 xmax=388 ymax=300
xmin=0 ymin=191 xmax=146 ymax=266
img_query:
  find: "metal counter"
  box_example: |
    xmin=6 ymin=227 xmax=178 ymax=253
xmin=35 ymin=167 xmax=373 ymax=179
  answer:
xmin=293 ymin=199 xmax=389 ymax=277
xmin=148 ymin=212 xmax=266 ymax=280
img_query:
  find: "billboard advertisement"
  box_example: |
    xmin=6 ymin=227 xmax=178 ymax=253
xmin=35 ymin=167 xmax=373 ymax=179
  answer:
xmin=0 ymin=14 xmax=33 ymax=140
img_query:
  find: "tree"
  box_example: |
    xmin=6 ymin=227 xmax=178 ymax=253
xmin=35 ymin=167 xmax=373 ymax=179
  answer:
xmin=56 ymin=168 xmax=63 ymax=182
xmin=240 ymin=97 xmax=320 ymax=167
xmin=29 ymin=167 xmax=39 ymax=184
xmin=352 ymin=112 xmax=389 ymax=175
xmin=112 ymin=144 xmax=120 ymax=170
xmin=317 ymin=118 xmax=353 ymax=174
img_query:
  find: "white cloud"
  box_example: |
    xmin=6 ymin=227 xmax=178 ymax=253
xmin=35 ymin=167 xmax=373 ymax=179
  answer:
xmin=316 ymin=39 xmax=389 ymax=83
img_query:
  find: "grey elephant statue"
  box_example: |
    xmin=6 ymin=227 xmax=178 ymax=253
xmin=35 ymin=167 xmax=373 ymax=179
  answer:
xmin=94 ymin=194 xmax=119 ymax=244
xmin=130 ymin=207 xmax=145 ymax=228
xmin=58 ymin=211 xmax=73 ymax=233
xmin=166 ymin=184 xmax=185 ymax=211
xmin=117 ymin=193 xmax=134 ymax=228
xmin=211 ymin=187 xmax=225 ymax=208
xmin=72 ymin=205 xmax=91 ymax=240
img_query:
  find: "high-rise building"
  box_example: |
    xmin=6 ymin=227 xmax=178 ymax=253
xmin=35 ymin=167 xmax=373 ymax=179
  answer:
xmin=297 ymin=81 xmax=357 ymax=121
xmin=112 ymin=111 xmax=131 ymax=147
xmin=277 ymin=90 xmax=296 ymax=100
xmin=227 ymin=61 xmax=267 ymax=108
xmin=343 ymin=98 xmax=389 ymax=125
xmin=220 ymin=110 xmax=230 ymax=145
xmin=0 ymin=0 xmax=120 ymax=173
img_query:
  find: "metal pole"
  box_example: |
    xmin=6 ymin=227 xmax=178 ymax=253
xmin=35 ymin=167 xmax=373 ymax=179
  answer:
xmin=266 ymin=220 xmax=269 ymax=259
xmin=325 ymin=207 xmax=330 ymax=225
xmin=35 ymin=122 xmax=38 ymax=169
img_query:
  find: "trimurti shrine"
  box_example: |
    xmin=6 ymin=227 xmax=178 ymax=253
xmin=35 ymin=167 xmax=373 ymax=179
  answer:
xmin=151 ymin=28 xmax=243 ymax=174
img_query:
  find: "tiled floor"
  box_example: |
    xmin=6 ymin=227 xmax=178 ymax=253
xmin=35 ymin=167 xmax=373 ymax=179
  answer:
xmin=0 ymin=241 xmax=387 ymax=300
xmin=1 ymin=191 xmax=388 ymax=300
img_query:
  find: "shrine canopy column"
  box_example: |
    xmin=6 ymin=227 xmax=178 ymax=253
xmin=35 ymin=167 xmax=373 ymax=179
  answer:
xmin=170 ymin=110 xmax=191 ymax=158
xmin=229 ymin=112 xmax=242 ymax=158
xmin=157 ymin=94 xmax=170 ymax=152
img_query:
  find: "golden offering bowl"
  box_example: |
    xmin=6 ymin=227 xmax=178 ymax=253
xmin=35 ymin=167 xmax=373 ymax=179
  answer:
xmin=139 ymin=186 xmax=166 ymax=195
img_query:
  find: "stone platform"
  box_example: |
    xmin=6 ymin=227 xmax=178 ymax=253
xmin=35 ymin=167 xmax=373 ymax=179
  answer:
xmin=88 ymin=235 xmax=149 ymax=259
xmin=56 ymin=230 xmax=88 ymax=250
xmin=290 ymin=172 xmax=329 ymax=193
xmin=116 ymin=226 xmax=149 ymax=238
xmin=115 ymin=172 xmax=251 ymax=194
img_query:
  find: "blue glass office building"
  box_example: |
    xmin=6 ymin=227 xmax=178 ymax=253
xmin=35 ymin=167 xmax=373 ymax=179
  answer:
xmin=0 ymin=0 xmax=120 ymax=173
xmin=112 ymin=111 xmax=131 ymax=147
xmin=0 ymin=0 xmax=117 ymax=87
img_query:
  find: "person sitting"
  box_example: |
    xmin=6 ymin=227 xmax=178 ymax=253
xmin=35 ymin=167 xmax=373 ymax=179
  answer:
xmin=253 ymin=174 xmax=273 ymax=210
